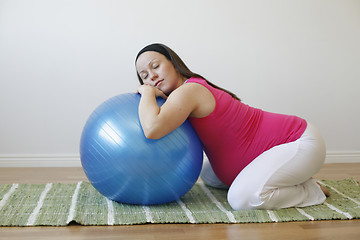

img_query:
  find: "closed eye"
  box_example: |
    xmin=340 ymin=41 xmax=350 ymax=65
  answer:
xmin=141 ymin=73 xmax=148 ymax=79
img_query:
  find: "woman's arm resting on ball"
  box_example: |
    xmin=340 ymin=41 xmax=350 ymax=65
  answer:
xmin=138 ymin=84 xmax=199 ymax=139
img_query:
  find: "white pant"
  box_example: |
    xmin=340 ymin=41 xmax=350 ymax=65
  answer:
xmin=200 ymin=123 xmax=327 ymax=210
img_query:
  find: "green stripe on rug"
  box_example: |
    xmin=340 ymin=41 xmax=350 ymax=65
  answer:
xmin=0 ymin=179 xmax=359 ymax=226
xmin=0 ymin=184 xmax=49 ymax=226
xmin=34 ymin=183 xmax=78 ymax=226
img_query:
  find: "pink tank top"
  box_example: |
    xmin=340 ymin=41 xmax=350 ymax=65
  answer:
xmin=187 ymin=78 xmax=307 ymax=186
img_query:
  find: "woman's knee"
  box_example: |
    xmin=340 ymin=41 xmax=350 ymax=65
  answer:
xmin=227 ymin=192 xmax=249 ymax=210
xmin=228 ymin=187 xmax=278 ymax=210
xmin=227 ymin=183 xmax=264 ymax=210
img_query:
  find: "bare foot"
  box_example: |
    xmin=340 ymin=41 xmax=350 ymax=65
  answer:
xmin=318 ymin=183 xmax=331 ymax=197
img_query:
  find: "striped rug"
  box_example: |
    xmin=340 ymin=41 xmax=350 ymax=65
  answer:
xmin=0 ymin=179 xmax=359 ymax=226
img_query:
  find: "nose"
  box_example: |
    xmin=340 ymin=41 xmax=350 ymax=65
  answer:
xmin=149 ymin=70 xmax=158 ymax=81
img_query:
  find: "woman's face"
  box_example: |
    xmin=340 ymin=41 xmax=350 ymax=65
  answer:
xmin=136 ymin=51 xmax=185 ymax=95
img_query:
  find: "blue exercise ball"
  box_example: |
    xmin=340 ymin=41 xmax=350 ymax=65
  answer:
xmin=80 ymin=93 xmax=203 ymax=205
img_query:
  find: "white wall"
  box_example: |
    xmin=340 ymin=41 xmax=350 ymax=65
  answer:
xmin=0 ymin=0 xmax=359 ymax=166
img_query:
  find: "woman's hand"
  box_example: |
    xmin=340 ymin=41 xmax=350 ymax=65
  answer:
xmin=137 ymin=85 xmax=168 ymax=99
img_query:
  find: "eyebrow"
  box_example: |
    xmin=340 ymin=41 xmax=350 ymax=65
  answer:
xmin=138 ymin=58 xmax=159 ymax=74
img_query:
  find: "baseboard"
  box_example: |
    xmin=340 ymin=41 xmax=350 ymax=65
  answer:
xmin=0 ymin=154 xmax=81 ymax=167
xmin=0 ymin=152 xmax=359 ymax=167
xmin=324 ymin=151 xmax=360 ymax=163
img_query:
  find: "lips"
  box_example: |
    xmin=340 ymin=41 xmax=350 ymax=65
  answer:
xmin=155 ymin=80 xmax=163 ymax=87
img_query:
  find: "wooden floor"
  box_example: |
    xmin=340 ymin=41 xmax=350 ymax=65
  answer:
xmin=0 ymin=163 xmax=359 ymax=240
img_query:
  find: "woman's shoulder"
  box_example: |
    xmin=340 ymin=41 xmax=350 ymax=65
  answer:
xmin=186 ymin=77 xmax=207 ymax=84
xmin=171 ymin=78 xmax=215 ymax=118
xmin=182 ymin=77 xmax=210 ymax=93
xmin=172 ymin=79 xmax=207 ymax=97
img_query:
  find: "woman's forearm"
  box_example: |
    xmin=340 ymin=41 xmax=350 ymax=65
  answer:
xmin=137 ymin=84 xmax=196 ymax=139
xmin=138 ymin=88 xmax=163 ymax=139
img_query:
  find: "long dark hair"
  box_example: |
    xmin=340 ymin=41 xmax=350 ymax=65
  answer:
xmin=135 ymin=43 xmax=240 ymax=101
